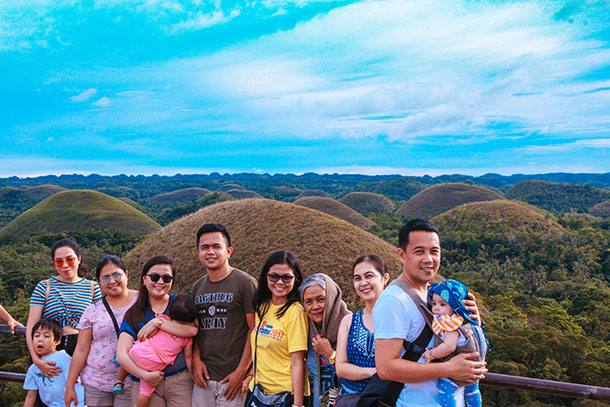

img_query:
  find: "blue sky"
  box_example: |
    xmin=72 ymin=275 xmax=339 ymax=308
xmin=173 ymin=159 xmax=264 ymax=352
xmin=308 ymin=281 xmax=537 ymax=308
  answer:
xmin=1 ymin=0 xmax=609 ymax=177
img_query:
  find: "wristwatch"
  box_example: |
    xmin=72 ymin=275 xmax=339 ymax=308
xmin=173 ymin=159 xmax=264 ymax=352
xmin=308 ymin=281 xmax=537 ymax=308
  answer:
xmin=329 ymin=350 xmax=336 ymax=365
xmin=157 ymin=318 xmax=164 ymax=328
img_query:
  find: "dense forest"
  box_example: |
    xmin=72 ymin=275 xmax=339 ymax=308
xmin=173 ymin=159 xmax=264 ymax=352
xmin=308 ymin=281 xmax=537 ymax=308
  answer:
xmin=0 ymin=172 xmax=609 ymax=406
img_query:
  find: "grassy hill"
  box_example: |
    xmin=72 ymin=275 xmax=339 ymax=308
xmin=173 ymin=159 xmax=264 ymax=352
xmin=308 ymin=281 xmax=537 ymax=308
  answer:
xmin=340 ymin=192 xmax=396 ymax=215
xmin=150 ymin=187 xmax=211 ymax=204
xmin=353 ymin=178 xmax=425 ymax=201
xmin=257 ymin=186 xmax=303 ymax=201
xmin=293 ymin=197 xmax=376 ymax=229
xmin=217 ymin=183 xmax=245 ymax=192
xmin=296 ymin=189 xmax=332 ymax=199
xmin=157 ymin=192 xmax=235 ymax=225
xmin=505 ymin=180 xmax=610 ymax=214
xmin=226 ymin=189 xmax=263 ymax=199
xmin=124 ymin=199 xmax=421 ymax=305
xmin=431 ymin=200 xmax=565 ymax=237
xmin=23 ymin=184 xmax=65 ymax=201
xmin=396 ymin=182 xmax=505 ymax=218
xmin=590 ymin=200 xmax=610 ymax=218
xmin=0 ymin=190 xmax=160 ymax=238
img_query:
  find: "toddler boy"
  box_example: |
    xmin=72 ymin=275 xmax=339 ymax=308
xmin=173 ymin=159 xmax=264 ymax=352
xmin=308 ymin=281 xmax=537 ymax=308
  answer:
xmin=24 ymin=318 xmax=84 ymax=407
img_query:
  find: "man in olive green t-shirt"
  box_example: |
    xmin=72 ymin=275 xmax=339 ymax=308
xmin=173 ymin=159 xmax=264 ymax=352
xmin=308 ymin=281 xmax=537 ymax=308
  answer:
xmin=192 ymin=224 xmax=257 ymax=407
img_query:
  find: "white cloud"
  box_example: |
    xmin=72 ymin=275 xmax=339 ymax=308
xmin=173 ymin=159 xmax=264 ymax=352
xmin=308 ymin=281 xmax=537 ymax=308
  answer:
xmin=71 ymin=88 xmax=98 ymax=102
xmin=92 ymin=96 xmax=112 ymax=107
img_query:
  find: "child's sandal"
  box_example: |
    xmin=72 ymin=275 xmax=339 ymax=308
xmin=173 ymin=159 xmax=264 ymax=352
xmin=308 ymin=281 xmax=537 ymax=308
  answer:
xmin=113 ymin=381 xmax=124 ymax=395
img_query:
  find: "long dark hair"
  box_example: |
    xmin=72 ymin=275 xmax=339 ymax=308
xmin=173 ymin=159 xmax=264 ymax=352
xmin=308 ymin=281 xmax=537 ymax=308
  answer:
xmin=124 ymin=255 xmax=175 ymax=329
xmin=51 ymin=238 xmax=89 ymax=278
xmin=252 ymin=251 xmax=303 ymax=319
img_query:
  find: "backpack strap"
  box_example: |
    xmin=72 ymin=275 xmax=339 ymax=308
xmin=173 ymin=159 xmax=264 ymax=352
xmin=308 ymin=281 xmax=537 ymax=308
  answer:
xmin=376 ymin=279 xmax=434 ymax=407
xmin=44 ymin=279 xmax=50 ymax=308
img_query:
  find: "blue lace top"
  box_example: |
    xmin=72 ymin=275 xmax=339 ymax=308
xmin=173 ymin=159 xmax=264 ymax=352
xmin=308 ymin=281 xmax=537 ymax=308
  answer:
xmin=342 ymin=310 xmax=375 ymax=394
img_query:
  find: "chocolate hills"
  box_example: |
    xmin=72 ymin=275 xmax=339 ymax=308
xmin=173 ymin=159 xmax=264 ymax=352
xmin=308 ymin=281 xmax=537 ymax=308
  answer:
xmin=340 ymin=192 xmax=396 ymax=215
xmin=225 ymin=189 xmax=263 ymax=199
xmin=353 ymin=178 xmax=425 ymax=201
xmin=431 ymin=200 xmax=565 ymax=237
xmin=124 ymin=199 xmax=413 ymax=304
xmin=150 ymin=187 xmax=211 ymax=204
xmin=296 ymin=189 xmax=332 ymax=199
xmin=293 ymin=197 xmax=376 ymax=229
xmin=396 ymin=182 xmax=505 ymax=218
xmin=0 ymin=190 xmax=160 ymax=238
xmin=505 ymin=180 xmax=610 ymax=214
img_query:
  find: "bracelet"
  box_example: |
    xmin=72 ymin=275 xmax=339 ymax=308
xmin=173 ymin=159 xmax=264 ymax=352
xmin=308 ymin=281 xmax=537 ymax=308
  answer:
xmin=427 ymin=349 xmax=435 ymax=360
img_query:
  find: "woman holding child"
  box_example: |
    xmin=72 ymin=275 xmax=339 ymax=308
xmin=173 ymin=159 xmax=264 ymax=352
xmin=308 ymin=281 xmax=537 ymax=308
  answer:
xmin=115 ymin=255 xmax=197 ymax=407
xmin=26 ymin=238 xmax=102 ymax=378
xmin=65 ymin=255 xmax=138 ymax=407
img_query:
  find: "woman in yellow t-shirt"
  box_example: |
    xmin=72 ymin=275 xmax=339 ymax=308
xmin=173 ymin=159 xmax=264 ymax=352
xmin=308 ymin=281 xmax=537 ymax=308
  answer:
xmin=242 ymin=251 xmax=309 ymax=407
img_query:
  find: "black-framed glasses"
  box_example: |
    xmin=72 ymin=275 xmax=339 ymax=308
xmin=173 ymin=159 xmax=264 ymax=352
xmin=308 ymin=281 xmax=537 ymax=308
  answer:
xmin=267 ymin=273 xmax=295 ymax=283
xmin=100 ymin=271 xmax=124 ymax=284
xmin=146 ymin=273 xmax=174 ymax=283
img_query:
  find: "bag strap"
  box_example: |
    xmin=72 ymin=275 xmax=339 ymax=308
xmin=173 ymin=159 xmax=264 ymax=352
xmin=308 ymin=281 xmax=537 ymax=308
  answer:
xmin=44 ymin=279 xmax=50 ymax=308
xmin=252 ymin=305 xmax=267 ymax=386
xmin=90 ymin=280 xmax=95 ymax=301
xmin=377 ymin=279 xmax=434 ymax=407
xmin=102 ymin=297 xmax=120 ymax=337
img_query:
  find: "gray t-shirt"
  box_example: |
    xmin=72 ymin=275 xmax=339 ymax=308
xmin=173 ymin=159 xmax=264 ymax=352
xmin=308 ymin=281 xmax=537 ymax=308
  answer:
xmin=192 ymin=268 xmax=257 ymax=381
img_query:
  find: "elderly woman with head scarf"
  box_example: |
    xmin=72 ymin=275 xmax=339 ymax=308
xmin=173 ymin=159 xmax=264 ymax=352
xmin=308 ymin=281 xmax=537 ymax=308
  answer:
xmin=299 ymin=274 xmax=351 ymax=407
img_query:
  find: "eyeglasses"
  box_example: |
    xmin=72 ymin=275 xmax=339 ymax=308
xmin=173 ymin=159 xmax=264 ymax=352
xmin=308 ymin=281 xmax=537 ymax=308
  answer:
xmin=53 ymin=257 xmax=77 ymax=268
xmin=267 ymin=273 xmax=295 ymax=283
xmin=146 ymin=273 xmax=174 ymax=283
xmin=100 ymin=271 xmax=124 ymax=284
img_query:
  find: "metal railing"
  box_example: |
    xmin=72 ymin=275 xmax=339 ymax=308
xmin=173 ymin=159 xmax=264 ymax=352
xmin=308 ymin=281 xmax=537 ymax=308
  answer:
xmin=1 ymin=325 xmax=609 ymax=401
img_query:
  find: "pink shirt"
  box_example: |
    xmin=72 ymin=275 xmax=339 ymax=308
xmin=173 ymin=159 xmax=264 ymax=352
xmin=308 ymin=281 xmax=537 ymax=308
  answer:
xmin=129 ymin=315 xmax=193 ymax=366
xmin=77 ymin=292 xmax=138 ymax=392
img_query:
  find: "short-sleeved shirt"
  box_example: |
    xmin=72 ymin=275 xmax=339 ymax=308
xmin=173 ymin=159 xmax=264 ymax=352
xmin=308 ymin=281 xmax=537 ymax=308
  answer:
xmin=24 ymin=350 xmax=85 ymax=407
xmin=30 ymin=276 xmax=102 ymax=329
xmin=250 ymin=302 xmax=310 ymax=396
xmin=118 ymin=294 xmax=187 ymax=381
xmin=77 ymin=291 xmax=138 ymax=391
xmin=192 ymin=268 xmax=257 ymax=381
xmin=374 ymin=284 xmax=460 ymax=407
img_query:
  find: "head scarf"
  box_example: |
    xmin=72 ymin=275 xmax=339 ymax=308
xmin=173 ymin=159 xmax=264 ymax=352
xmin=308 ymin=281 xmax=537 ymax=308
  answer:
xmin=300 ymin=273 xmax=351 ymax=345
xmin=428 ymin=279 xmax=477 ymax=325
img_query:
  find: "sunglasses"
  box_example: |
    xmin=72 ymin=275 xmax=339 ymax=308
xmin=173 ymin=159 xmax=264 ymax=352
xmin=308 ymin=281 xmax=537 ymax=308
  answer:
xmin=146 ymin=273 xmax=174 ymax=283
xmin=268 ymin=273 xmax=295 ymax=283
xmin=53 ymin=257 xmax=77 ymax=268
xmin=100 ymin=271 xmax=124 ymax=284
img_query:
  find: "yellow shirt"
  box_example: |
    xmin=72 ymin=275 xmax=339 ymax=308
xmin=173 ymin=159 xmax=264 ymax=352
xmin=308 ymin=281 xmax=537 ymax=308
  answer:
xmin=250 ymin=301 xmax=310 ymax=396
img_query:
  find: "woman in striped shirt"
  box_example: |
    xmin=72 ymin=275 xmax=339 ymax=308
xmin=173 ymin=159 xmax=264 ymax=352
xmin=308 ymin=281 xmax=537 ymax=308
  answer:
xmin=26 ymin=238 xmax=102 ymax=379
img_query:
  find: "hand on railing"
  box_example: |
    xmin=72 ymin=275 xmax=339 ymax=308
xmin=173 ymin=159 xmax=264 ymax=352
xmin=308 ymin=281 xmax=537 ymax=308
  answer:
xmin=0 ymin=324 xmax=26 ymax=336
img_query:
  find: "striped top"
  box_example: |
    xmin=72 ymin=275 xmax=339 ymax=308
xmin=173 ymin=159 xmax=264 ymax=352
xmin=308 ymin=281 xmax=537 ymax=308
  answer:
xmin=30 ymin=276 xmax=102 ymax=329
xmin=431 ymin=313 xmax=464 ymax=336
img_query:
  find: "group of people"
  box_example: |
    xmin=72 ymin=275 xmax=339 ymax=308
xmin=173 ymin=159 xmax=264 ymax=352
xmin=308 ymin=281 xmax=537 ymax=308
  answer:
xmin=17 ymin=219 xmax=487 ymax=407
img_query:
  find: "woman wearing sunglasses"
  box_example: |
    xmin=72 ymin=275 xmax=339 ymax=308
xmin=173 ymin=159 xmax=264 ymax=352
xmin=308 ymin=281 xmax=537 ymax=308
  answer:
xmin=242 ymin=251 xmax=310 ymax=407
xmin=26 ymin=238 xmax=103 ymax=379
xmin=65 ymin=255 xmax=138 ymax=407
xmin=116 ymin=255 xmax=198 ymax=407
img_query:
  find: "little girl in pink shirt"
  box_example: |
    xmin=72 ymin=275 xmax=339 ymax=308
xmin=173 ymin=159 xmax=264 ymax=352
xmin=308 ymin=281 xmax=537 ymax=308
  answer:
xmin=128 ymin=294 xmax=196 ymax=407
